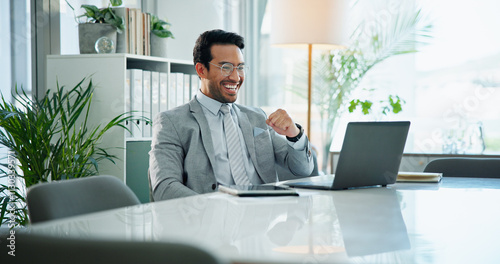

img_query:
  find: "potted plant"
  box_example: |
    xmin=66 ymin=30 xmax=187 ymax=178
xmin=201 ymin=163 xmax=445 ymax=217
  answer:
xmin=293 ymin=7 xmax=433 ymax=172
xmin=0 ymin=78 xmax=137 ymax=226
xmin=67 ymin=0 xmax=125 ymax=54
xmin=150 ymin=14 xmax=174 ymax=57
xmin=319 ymin=8 xmax=432 ymax=172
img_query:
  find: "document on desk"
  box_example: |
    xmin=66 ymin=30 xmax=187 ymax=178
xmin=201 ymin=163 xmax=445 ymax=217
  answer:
xmin=218 ymin=185 xmax=299 ymax=197
xmin=397 ymin=172 xmax=443 ymax=183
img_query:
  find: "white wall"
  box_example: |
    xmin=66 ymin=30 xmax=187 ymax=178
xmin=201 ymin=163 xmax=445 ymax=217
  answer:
xmin=156 ymin=0 xmax=225 ymax=61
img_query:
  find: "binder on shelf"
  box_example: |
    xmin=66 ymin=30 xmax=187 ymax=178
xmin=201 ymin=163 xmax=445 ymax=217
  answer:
xmin=183 ymin=74 xmax=191 ymax=103
xmin=191 ymin=74 xmax=199 ymax=98
xmin=159 ymin=72 xmax=168 ymax=112
xmin=112 ymin=7 xmax=129 ymax=53
xmin=175 ymin=72 xmax=184 ymax=106
xmin=168 ymin=72 xmax=177 ymax=109
xmin=129 ymin=68 xmax=143 ymax=138
xmin=125 ymin=69 xmax=132 ymax=138
xmin=142 ymin=70 xmax=152 ymax=137
xmin=151 ymin=71 xmax=160 ymax=121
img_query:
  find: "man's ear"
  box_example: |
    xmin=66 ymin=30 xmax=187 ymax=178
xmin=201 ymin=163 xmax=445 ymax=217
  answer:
xmin=195 ymin=63 xmax=207 ymax=79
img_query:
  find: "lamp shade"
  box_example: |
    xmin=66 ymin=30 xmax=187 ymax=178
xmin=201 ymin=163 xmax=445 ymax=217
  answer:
xmin=270 ymin=0 xmax=348 ymax=48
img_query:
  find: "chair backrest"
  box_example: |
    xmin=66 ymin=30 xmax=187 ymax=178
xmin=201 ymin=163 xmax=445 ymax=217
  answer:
xmin=27 ymin=175 xmax=141 ymax=224
xmin=423 ymin=158 xmax=500 ymax=178
xmin=13 ymin=232 xmax=226 ymax=264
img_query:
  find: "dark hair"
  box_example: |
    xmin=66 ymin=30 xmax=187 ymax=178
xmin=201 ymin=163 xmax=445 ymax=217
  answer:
xmin=193 ymin=29 xmax=245 ymax=70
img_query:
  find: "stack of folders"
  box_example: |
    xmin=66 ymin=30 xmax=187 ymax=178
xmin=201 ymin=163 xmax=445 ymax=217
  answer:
xmin=125 ymin=69 xmax=200 ymax=139
xmin=396 ymin=172 xmax=443 ymax=183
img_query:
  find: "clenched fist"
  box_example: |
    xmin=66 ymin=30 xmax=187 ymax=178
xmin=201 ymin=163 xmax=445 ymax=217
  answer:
xmin=266 ymin=109 xmax=300 ymax=138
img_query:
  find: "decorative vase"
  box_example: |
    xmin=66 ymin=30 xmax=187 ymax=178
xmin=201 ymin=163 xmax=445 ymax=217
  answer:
xmin=150 ymin=33 xmax=168 ymax=57
xmin=78 ymin=23 xmax=117 ymax=54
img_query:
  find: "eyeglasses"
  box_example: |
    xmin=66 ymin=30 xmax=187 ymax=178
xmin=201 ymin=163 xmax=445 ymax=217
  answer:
xmin=209 ymin=62 xmax=246 ymax=77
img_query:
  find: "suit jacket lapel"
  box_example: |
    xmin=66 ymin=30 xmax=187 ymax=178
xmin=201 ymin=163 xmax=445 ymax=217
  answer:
xmin=189 ymin=99 xmax=217 ymax=168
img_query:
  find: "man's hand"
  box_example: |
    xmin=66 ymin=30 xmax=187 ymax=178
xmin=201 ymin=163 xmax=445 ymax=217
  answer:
xmin=266 ymin=109 xmax=300 ymax=138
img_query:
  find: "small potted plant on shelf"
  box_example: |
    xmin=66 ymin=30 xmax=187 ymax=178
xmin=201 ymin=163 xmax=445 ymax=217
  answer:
xmin=150 ymin=14 xmax=174 ymax=57
xmin=67 ymin=0 xmax=125 ymax=54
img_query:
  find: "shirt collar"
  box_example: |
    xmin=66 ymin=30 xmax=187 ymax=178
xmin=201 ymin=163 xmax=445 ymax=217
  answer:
xmin=196 ymin=90 xmax=234 ymax=115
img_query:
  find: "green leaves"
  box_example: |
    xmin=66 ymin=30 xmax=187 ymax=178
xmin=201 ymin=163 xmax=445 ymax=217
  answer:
xmin=0 ymin=184 xmax=28 ymax=227
xmin=103 ymin=8 xmax=125 ymax=33
xmin=109 ymin=0 xmax=122 ymax=7
xmin=316 ymin=6 xmax=432 ymax=123
xmin=81 ymin=4 xmax=100 ymax=20
xmin=348 ymin=95 xmax=405 ymax=116
xmin=76 ymin=1 xmax=125 ymax=33
xmin=151 ymin=15 xmax=174 ymax=39
xmin=384 ymin=95 xmax=405 ymax=115
xmin=348 ymin=99 xmax=373 ymax=115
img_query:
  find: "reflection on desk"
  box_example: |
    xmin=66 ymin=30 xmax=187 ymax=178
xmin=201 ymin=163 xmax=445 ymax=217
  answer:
xmin=29 ymin=177 xmax=500 ymax=264
xmin=333 ymin=188 xmax=410 ymax=257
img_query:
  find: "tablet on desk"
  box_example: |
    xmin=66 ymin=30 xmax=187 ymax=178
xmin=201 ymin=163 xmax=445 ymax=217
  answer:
xmin=218 ymin=185 xmax=299 ymax=197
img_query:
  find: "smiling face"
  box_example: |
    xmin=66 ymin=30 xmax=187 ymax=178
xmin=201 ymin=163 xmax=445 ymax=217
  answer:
xmin=198 ymin=44 xmax=245 ymax=104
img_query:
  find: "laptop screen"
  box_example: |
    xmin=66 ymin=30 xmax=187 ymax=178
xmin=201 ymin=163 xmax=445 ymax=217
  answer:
xmin=332 ymin=121 xmax=410 ymax=190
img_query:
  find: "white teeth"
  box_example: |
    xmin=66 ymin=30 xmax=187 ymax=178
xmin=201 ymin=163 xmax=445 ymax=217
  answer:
xmin=224 ymin=84 xmax=238 ymax=89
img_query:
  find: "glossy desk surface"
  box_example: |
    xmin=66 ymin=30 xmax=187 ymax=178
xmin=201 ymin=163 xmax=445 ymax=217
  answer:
xmin=30 ymin=177 xmax=500 ymax=264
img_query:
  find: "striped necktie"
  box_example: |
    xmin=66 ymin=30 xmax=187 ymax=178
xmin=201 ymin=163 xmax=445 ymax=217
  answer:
xmin=220 ymin=104 xmax=251 ymax=185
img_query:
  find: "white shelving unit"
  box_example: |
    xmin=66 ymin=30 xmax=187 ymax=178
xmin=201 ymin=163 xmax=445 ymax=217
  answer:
xmin=46 ymin=54 xmax=195 ymax=184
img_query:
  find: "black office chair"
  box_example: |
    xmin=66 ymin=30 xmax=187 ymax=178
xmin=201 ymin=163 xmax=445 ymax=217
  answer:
xmin=0 ymin=226 xmax=11 ymax=243
xmin=26 ymin=175 xmax=141 ymax=224
xmin=13 ymin=232 xmax=226 ymax=264
xmin=423 ymin=158 xmax=500 ymax=178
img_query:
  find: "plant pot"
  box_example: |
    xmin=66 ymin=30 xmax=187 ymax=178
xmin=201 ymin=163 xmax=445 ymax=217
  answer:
xmin=78 ymin=23 xmax=117 ymax=54
xmin=150 ymin=33 xmax=168 ymax=57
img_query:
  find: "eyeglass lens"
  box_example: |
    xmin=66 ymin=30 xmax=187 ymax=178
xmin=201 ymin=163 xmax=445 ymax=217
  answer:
xmin=212 ymin=62 xmax=245 ymax=77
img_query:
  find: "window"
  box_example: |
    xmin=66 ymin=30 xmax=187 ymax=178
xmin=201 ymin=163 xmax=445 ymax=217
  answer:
xmin=0 ymin=0 xmax=31 ymax=187
xmin=242 ymin=0 xmax=500 ymax=173
xmin=412 ymin=0 xmax=500 ymax=155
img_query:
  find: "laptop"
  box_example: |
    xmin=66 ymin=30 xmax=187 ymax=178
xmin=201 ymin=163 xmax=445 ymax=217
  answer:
xmin=286 ymin=121 xmax=410 ymax=190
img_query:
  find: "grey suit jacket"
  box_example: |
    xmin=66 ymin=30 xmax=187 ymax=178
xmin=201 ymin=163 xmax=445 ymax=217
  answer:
xmin=149 ymin=98 xmax=314 ymax=200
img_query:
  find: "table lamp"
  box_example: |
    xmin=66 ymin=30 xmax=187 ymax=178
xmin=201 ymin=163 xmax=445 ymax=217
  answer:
xmin=271 ymin=0 xmax=348 ymax=139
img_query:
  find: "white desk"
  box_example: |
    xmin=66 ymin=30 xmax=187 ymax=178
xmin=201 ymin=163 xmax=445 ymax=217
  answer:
xmin=29 ymin=177 xmax=500 ymax=264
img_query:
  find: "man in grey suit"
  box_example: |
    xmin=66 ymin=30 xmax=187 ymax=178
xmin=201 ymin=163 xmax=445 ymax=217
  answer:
xmin=149 ymin=29 xmax=314 ymax=201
